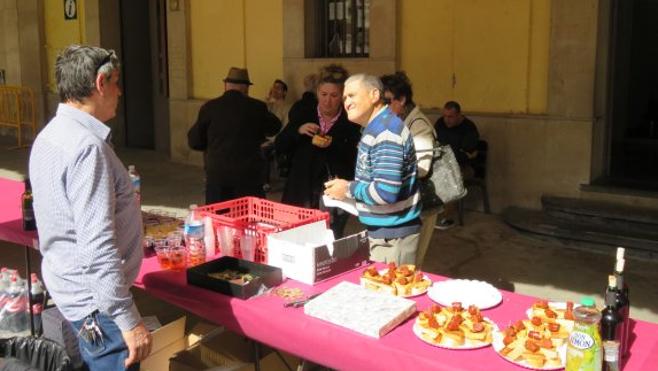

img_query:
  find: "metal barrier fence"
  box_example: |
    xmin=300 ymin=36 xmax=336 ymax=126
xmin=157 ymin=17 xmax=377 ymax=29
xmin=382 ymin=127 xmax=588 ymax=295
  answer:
xmin=0 ymin=86 xmax=36 ymax=148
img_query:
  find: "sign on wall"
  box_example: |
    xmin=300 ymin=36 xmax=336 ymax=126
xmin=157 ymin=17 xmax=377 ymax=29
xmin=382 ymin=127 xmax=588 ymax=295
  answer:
xmin=64 ymin=0 xmax=77 ymax=20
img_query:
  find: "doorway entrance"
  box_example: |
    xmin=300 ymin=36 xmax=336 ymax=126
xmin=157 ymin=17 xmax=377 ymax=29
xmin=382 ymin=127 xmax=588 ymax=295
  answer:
xmin=606 ymin=0 xmax=658 ymax=190
xmin=119 ymin=0 xmax=170 ymax=153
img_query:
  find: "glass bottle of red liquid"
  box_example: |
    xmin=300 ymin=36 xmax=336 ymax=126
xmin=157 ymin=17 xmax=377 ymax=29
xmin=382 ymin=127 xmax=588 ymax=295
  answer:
xmin=22 ymin=178 xmax=36 ymax=231
xmin=601 ymin=275 xmax=623 ymax=371
xmin=610 ymin=248 xmax=630 ymax=359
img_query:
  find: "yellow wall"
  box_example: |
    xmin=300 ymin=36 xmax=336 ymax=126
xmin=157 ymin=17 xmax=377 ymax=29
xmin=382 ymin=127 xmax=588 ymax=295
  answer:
xmin=44 ymin=0 xmax=86 ymax=93
xmin=189 ymin=0 xmax=283 ymax=100
xmin=399 ymin=0 xmax=550 ymax=114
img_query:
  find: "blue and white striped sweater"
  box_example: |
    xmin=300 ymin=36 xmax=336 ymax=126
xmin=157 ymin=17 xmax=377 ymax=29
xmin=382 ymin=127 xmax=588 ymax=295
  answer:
xmin=349 ymin=107 xmax=421 ymax=237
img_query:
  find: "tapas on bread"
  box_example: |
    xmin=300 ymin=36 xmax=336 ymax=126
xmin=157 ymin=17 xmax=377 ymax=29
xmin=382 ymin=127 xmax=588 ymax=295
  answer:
xmin=413 ymin=302 xmax=497 ymax=349
xmin=360 ymin=263 xmax=432 ymax=297
xmin=492 ymin=315 xmax=568 ymax=370
xmin=311 ymin=134 xmax=332 ymax=147
xmin=525 ymin=300 xmax=577 ymax=333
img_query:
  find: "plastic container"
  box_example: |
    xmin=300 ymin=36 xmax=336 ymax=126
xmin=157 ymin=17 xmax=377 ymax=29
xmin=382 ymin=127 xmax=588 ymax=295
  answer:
xmin=566 ymin=297 xmax=603 ymax=371
xmin=196 ymin=197 xmax=329 ymax=263
xmin=186 ymin=256 xmax=283 ymax=299
xmin=184 ymin=204 xmax=206 ymax=267
xmin=127 ymin=165 xmax=141 ymax=204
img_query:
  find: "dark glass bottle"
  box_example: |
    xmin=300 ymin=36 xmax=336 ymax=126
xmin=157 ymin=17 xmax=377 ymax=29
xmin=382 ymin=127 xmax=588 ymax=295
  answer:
xmin=22 ymin=178 xmax=36 ymax=231
xmin=601 ymin=276 xmax=623 ymax=341
xmin=612 ymin=249 xmax=630 ymax=359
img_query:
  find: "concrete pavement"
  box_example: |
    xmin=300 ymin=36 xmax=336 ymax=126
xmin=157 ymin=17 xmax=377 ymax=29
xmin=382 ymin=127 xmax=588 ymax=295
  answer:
xmin=2 ymin=140 xmax=657 ymax=324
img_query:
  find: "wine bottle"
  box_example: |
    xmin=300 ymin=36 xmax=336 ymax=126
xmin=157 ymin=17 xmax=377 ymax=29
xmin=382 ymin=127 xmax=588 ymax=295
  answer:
xmin=601 ymin=276 xmax=623 ymax=342
xmin=613 ymin=248 xmax=630 ymax=359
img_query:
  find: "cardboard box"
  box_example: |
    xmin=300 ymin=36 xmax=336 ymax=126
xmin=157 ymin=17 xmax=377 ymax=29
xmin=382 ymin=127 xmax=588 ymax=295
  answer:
xmin=304 ymin=281 xmax=416 ymax=338
xmin=42 ymin=305 xmax=190 ymax=371
xmin=140 ymin=316 xmax=186 ymax=371
xmin=169 ymin=329 xmax=299 ymax=371
xmin=187 ymin=321 xmax=224 ymax=348
xmin=267 ymin=221 xmax=370 ymax=284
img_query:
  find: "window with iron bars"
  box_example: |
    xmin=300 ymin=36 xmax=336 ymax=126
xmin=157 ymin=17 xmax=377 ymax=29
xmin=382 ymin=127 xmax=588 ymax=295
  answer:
xmin=305 ymin=0 xmax=370 ymax=58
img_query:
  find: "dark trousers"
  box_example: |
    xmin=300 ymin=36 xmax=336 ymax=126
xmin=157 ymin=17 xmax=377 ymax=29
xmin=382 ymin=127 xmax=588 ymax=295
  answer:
xmin=205 ymin=184 xmax=265 ymax=204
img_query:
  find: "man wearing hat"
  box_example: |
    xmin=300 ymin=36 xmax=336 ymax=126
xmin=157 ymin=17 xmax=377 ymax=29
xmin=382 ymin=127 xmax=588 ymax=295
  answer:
xmin=188 ymin=67 xmax=281 ymax=203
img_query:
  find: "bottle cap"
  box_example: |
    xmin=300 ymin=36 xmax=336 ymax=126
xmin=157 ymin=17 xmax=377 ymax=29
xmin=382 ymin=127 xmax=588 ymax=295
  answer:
xmin=615 ymin=258 xmax=625 ymax=274
xmin=616 ymin=247 xmax=625 ymax=261
xmin=580 ymin=297 xmax=595 ymax=307
xmin=608 ymin=275 xmax=617 ymax=289
xmin=128 ymin=165 xmax=135 ymax=171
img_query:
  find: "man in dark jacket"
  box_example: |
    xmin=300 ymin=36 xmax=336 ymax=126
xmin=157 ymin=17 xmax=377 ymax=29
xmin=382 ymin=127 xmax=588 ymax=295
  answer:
xmin=433 ymin=100 xmax=480 ymax=229
xmin=188 ymin=67 xmax=281 ymax=203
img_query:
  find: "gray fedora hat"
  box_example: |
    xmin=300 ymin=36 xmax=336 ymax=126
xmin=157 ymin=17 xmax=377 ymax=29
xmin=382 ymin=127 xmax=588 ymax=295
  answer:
xmin=223 ymin=67 xmax=253 ymax=85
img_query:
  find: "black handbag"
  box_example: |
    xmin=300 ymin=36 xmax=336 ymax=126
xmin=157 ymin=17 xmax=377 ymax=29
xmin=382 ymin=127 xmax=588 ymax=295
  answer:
xmin=416 ymin=144 xmax=467 ymax=208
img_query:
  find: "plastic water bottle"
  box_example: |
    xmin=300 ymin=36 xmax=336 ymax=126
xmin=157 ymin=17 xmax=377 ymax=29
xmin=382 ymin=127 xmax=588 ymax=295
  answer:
xmin=127 ymin=165 xmax=141 ymax=203
xmin=566 ymin=297 xmax=603 ymax=371
xmin=184 ymin=204 xmax=206 ymax=267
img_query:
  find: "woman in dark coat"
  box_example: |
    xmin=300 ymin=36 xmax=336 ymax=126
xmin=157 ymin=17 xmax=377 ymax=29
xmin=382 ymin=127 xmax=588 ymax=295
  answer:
xmin=275 ymin=65 xmax=361 ymax=237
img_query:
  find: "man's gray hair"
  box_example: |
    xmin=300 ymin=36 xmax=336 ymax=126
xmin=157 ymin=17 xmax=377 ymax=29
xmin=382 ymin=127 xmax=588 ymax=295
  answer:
xmin=55 ymin=44 xmax=120 ymax=103
xmin=345 ymin=73 xmax=384 ymax=98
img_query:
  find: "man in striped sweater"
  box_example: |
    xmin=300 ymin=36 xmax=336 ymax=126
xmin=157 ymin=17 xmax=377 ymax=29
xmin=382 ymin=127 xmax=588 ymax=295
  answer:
xmin=324 ymin=74 xmax=421 ymax=264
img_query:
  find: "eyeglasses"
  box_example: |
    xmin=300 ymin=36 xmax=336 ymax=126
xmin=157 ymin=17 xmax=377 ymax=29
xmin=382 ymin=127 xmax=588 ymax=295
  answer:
xmin=95 ymin=54 xmax=112 ymax=75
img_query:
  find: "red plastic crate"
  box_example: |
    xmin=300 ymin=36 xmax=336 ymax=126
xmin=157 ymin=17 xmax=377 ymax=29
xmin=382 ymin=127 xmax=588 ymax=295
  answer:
xmin=196 ymin=197 xmax=330 ymax=263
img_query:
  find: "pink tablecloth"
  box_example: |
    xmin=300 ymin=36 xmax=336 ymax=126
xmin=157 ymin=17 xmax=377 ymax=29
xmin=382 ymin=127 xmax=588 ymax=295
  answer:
xmin=136 ymin=257 xmax=658 ymax=370
xmin=0 ymin=178 xmax=37 ymax=246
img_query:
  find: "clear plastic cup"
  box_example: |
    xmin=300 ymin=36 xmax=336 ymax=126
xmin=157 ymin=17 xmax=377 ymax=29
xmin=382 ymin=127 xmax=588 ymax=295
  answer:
xmin=240 ymin=234 xmax=256 ymax=261
xmin=217 ymin=226 xmax=235 ymax=257
xmin=167 ymin=231 xmax=184 ymax=247
xmin=168 ymin=245 xmax=187 ymax=271
xmin=154 ymin=245 xmax=171 ymax=269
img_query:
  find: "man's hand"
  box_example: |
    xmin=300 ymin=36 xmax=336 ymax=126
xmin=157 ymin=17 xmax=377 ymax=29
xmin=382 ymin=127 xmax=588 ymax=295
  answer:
xmin=324 ymin=178 xmax=349 ymax=200
xmin=122 ymin=322 xmax=153 ymax=367
xmin=298 ymin=122 xmax=320 ymax=137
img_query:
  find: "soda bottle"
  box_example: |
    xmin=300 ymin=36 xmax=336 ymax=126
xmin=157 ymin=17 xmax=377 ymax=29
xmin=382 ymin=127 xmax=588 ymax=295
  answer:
xmin=2 ymin=275 xmax=29 ymax=333
xmin=127 ymin=165 xmax=141 ymax=203
xmin=22 ymin=178 xmax=36 ymax=231
xmin=184 ymin=204 xmax=205 ymax=267
xmin=566 ymin=297 xmax=602 ymax=371
xmin=29 ymin=274 xmax=45 ymax=306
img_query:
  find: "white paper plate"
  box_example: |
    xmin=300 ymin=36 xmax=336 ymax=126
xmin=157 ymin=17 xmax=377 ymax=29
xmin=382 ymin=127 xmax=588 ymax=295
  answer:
xmin=413 ymin=319 xmax=497 ymax=350
xmin=491 ymin=329 xmax=566 ymax=370
xmin=428 ymin=279 xmax=502 ymax=309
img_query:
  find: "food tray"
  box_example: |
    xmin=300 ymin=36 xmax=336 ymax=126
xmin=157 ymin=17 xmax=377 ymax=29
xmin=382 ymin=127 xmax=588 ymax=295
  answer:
xmin=187 ymin=256 xmax=283 ymax=299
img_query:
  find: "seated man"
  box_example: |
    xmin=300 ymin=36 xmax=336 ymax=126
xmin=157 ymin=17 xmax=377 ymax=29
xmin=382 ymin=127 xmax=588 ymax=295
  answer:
xmin=434 ymin=100 xmax=480 ymax=229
